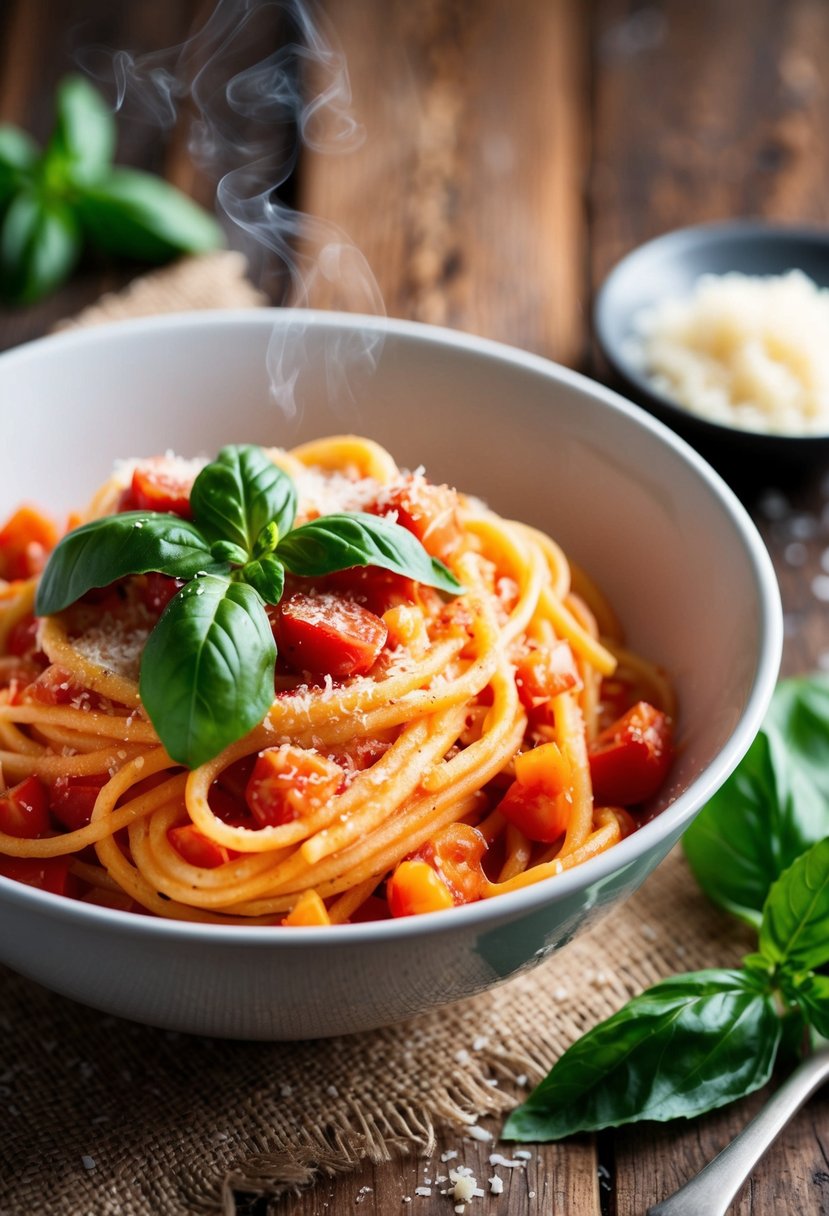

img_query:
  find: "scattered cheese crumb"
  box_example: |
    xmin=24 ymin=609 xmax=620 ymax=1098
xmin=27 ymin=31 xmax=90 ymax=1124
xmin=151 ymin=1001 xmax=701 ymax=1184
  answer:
xmin=450 ymin=1172 xmax=476 ymax=1202
xmin=472 ymin=1035 xmax=488 ymax=1051
xmin=488 ymin=1153 xmax=526 ymax=1169
xmin=441 ymin=1150 xmax=459 ymax=1162
xmin=513 ymin=1150 xmax=532 ymax=1160
xmin=464 ymin=1124 xmax=492 ymax=1143
xmin=81 ymin=1155 xmax=96 ymax=1171
xmin=515 ymin=1074 xmax=528 ymax=1087
xmin=488 ymin=1176 xmax=504 ymax=1195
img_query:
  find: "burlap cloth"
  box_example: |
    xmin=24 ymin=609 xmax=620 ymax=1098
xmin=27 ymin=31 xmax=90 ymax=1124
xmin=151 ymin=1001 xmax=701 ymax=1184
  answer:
xmin=0 ymin=257 xmax=754 ymax=1215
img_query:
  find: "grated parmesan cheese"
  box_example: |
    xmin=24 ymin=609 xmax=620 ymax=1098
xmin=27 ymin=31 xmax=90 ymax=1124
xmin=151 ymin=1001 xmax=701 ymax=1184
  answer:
xmin=628 ymin=269 xmax=829 ymax=435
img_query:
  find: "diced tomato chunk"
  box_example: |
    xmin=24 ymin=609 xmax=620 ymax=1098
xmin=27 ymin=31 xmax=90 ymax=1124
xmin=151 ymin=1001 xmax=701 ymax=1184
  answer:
xmin=273 ymin=592 xmax=388 ymax=678
xmin=0 ymin=775 xmax=50 ymax=838
xmin=168 ymin=823 xmax=231 ymax=868
xmin=122 ymin=466 xmax=193 ymax=518
xmin=245 ymin=744 xmax=342 ymax=828
xmin=498 ymin=741 xmax=573 ymax=843
xmin=50 ymin=774 xmax=109 ymax=832
xmin=140 ymin=572 xmax=185 ymax=615
xmin=415 ymin=823 xmax=488 ymax=905
xmin=0 ymin=855 xmax=74 ymax=896
xmin=588 ymin=701 xmax=673 ymax=806
xmin=282 ymin=889 xmax=331 ymax=926
xmin=515 ymin=642 xmax=582 ymax=711
xmin=6 ymin=614 xmax=41 ymax=659
xmin=387 ymin=859 xmax=455 ymax=917
xmin=368 ymin=478 xmax=462 ymax=562
xmin=24 ymin=667 xmax=83 ymax=706
xmin=0 ymin=506 xmax=59 ymax=582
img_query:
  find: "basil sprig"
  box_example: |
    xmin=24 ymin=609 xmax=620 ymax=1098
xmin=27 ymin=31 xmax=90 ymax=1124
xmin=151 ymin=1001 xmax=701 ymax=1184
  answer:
xmin=0 ymin=75 xmax=223 ymax=306
xmin=503 ymin=676 xmax=829 ymax=1141
xmin=35 ymin=445 xmax=463 ymax=768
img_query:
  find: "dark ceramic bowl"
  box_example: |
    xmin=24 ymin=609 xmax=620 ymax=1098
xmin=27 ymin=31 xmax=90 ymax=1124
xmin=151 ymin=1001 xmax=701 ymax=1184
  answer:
xmin=594 ymin=221 xmax=829 ymax=475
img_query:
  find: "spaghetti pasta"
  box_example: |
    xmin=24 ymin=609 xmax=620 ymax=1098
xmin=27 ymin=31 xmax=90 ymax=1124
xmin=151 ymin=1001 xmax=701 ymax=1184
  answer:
xmin=0 ymin=436 xmax=675 ymax=925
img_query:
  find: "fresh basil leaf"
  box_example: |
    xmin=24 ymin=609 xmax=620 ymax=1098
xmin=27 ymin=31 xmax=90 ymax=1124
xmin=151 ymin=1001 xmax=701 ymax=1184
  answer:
xmin=502 ymin=970 xmax=781 ymax=1140
xmin=683 ymin=729 xmax=829 ymax=925
xmin=787 ymin=972 xmax=829 ymax=1040
xmin=35 ymin=512 xmax=223 ymax=615
xmin=0 ymin=125 xmax=39 ymax=207
xmin=0 ymin=191 xmax=81 ymax=304
xmin=240 ymin=556 xmax=284 ymax=605
xmin=765 ymin=675 xmax=829 ymax=803
xmin=759 ymin=837 xmax=829 ymax=973
xmin=210 ymin=540 xmax=249 ymax=566
xmin=44 ymin=75 xmax=115 ymax=186
xmin=139 ymin=575 xmax=276 ymax=768
xmin=276 ymin=512 xmax=464 ymax=594
xmin=74 ymin=167 xmax=223 ymax=260
xmin=190 ymin=445 xmax=297 ymax=555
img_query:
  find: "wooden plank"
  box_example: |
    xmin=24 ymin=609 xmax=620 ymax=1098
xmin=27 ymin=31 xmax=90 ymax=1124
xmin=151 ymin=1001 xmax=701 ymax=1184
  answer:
xmin=301 ymin=0 xmax=591 ymax=365
xmin=283 ymin=1126 xmax=599 ymax=1216
xmin=591 ymin=2 xmax=829 ymax=1211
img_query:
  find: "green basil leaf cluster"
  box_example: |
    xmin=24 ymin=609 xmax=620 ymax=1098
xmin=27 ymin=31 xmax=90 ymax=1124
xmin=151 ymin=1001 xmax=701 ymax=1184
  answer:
xmin=503 ymin=676 xmax=829 ymax=1142
xmin=35 ymin=445 xmax=463 ymax=768
xmin=0 ymin=75 xmax=223 ymax=306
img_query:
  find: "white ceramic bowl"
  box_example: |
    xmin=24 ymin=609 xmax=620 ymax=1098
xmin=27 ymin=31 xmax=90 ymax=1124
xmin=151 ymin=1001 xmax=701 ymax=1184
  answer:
xmin=0 ymin=311 xmax=782 ymax=1039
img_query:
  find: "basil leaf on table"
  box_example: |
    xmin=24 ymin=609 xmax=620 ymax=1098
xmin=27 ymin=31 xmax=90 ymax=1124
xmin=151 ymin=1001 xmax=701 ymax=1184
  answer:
xmin=44 ymin=74 xmax=115 ymax=186
xmin=787 ymin=973 xmax=829 ymax=1040
xmin=74 ymin=167 xmax=224 ymax=260
xmin=502 ymin=971 xmax=782 ymax=1141
xmin=190 ymin=444 xmax=297 ymax=554
xmin=139 ymin=576 xmax=276 ymax=769
xmin=0 ymin=125 xmax=39 ymax=207
xmin=758 ymin=837 xmax=829 ymax=974
xmin=0 ymin=191 xmax=81 ymax=304
xmin=35 ymin=513 xmax=225 ymax=615
xmin=277 ymin=512 xmax=464 ymax=594
xmin=683 ymin=728 xmax=829 ymax=926
xmin=764 ymin=675 xmax=829 ymax=803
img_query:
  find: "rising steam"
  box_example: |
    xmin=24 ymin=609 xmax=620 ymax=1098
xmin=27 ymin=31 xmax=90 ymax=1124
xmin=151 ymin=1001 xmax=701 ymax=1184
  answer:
xmin=77 ymin=0 xmax=385 ymax=423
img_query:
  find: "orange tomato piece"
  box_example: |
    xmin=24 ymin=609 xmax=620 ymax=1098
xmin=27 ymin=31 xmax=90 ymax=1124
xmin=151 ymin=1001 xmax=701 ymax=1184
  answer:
xmin=387 ymin=859 xmax=455 ymax=917
xmin=167 ymin=824 xmax=232 ymax=869
xmin=0 ymin=506 xmax=59 ymax=581
xmin=588 ymin=701 xmax=673 ymax=806
xmin=283 ymin=889 xmax=331 ymax=926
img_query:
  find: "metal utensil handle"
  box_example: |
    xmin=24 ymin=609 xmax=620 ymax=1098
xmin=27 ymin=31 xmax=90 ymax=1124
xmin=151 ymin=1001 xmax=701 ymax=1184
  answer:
xmin=648 ymin=1048 xmax=829 ymax=1216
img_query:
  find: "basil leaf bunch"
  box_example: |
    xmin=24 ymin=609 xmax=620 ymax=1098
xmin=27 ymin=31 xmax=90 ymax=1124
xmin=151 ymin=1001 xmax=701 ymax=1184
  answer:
xmin=0 ymin=75 xmax=223 ymax=305
xmin=503 ymin=676 xmax=829 ymax=1141
xmin=35 ymin=445 xmax=463 ymax=769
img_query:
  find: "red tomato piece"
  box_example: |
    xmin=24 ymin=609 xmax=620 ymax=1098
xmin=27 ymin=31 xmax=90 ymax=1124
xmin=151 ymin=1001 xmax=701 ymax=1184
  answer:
xmin=0 ymin=506 xmax=59 ymax=581
xmin=415 ymin=823 xmax=488 ymax=904
xmin=50 ymin=774 xmax=109 ymax=832
xmin=24 ymin=667 xmax=84 ymax=706
xmin=273 ymin=592 xmax=388 ymax=678
xmin=588 ymin=701 xmax=673 ymax=806
xmin=245 ymin=745 xmax=342 ymax=828
xmin=168 ymin=824 xmax=231 ymax=869
xmin=123 ymin=467 xmax=193 ymax=518
xmin=6 ymin=614 xmax=41 ymax=659
xmin=498 ymin=782 xmax=571 ymax=844
xmin=369 ymin=479 xmax=462 ymax=562
xmin=515 ymin=642 xmax=582 ymax=711
xmin=0 ymin=855 xmax=74 ymax=896
xmin=0 ymin=775 xmax=50 ymax=838
xmin=140 ymin=572 xmax=185 ymax=615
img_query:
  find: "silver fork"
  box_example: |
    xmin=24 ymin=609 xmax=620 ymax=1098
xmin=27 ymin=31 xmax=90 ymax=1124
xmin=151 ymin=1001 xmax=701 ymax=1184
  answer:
xmin=648 ymin=1045 xmax=829 ymax=1216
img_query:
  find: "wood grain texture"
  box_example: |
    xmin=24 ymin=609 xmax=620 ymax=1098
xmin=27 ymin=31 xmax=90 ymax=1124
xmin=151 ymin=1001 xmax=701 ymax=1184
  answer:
xmin=301 ymin=0 xmax=590 ymax=364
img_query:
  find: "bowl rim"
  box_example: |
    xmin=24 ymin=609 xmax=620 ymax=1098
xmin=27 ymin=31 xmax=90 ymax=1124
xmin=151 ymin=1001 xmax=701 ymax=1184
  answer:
xmin=594 ymin=218 xmax=829 ymax=444
xmin=0 ymin=308 xmax=784 ymax=944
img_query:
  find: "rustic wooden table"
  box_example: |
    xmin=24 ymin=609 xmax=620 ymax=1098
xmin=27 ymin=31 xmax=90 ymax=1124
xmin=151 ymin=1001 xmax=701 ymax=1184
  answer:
xmin=2 ymin=1 xmax=829 ymax=1213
